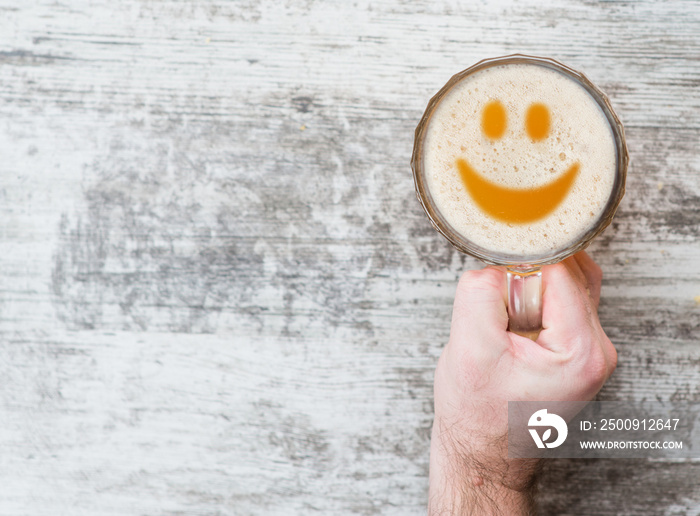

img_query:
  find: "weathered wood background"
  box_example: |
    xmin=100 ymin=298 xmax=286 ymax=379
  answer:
xmin=1 ymin=1 xmax=699 ymax=514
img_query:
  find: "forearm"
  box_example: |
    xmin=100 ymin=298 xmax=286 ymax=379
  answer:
xmin=428 ymin=419 xmax=540 ymax=516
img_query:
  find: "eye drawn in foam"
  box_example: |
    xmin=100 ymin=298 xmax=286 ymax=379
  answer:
xmin=423 ymin=63 xmax=617 ymax=257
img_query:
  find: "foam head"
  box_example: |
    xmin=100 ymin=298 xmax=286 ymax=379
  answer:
xmin=416 ymin=58 xmax=623 ymax=262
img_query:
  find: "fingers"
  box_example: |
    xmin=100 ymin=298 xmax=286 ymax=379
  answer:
xmin=602 ymin=336 xmax=618 ymax=380
xmin=442 ymin=257 xmax=616 ymax=405
xmin=443 ymin=266 xmax=513 ymax=389
xmin=452 ymin=266 xmax=508 ymax=331
xmin=539 ymin=261 xmax=593 ymax=349
xmin=554 ymin=251 xmax=602 ymax=311
xmin=571 ymin=252 xmax=613 ymax=378
xmin=560 ymin=254 xmax=586 ymax=288
xmin=573 ymin=251 xmax=603 ymax=309
xmin=447 ymin=255 xmax=608 ymax=368
xmin=537 ymin=252 xmax=615 ymax=390
xmin=448 ymin=267 xmax=509 ymax=359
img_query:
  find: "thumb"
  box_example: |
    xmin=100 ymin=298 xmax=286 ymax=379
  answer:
xmin=450 ymin=266 xmax=509 ymax=344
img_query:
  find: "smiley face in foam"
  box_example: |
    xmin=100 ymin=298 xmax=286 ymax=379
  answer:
xmin=457 ymin=99 xmax=581 ymax=224
xmin=421 ymin=62 xmax=618 ymax=258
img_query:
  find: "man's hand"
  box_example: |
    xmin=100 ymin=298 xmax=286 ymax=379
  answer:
xmin=429 ymin=251 xmax=617 ymax=515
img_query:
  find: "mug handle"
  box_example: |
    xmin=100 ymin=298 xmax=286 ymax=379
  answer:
xmin=506 ymin=266 xmax=542 ymax=340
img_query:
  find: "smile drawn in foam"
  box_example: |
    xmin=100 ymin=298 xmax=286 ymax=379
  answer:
xmin=457 ymin=100 xmax=580 ymax=224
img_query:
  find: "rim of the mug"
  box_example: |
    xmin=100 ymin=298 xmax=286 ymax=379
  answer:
xmin=411 ymin=54 xmax=629 ymax=268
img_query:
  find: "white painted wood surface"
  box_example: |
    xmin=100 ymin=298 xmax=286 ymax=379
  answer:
xmin=1 ymin=1 xmax=699 ymax=514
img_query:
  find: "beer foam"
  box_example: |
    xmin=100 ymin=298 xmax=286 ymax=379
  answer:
xmin=423 ymin=63 xmax=617 ymax=258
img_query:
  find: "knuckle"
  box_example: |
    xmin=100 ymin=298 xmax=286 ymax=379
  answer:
xmin=458 ymin=269 xmax=482 ymax=288
xmin=457 ymin=268 xmax=499 ymax=296
xmin=607 ymin=338 xmax=618 ymax=375
xmin=582 ymin=344 xmax=610 ymax=384
xmin=592 ymin=262 xmax=604 ymax=283
xmin=594 ymin=261 xmax=603 ymax=277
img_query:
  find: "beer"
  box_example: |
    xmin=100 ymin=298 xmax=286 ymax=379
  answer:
xmin=419 ymin=62 xmax=617 ymax=258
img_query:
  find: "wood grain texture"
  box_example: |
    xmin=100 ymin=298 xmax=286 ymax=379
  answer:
xmin=0 ymin=0 xmax=699 ymax=514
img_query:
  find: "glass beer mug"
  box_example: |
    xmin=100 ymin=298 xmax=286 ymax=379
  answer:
xmin=411 ymin=55 xmax=628 ymax=339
